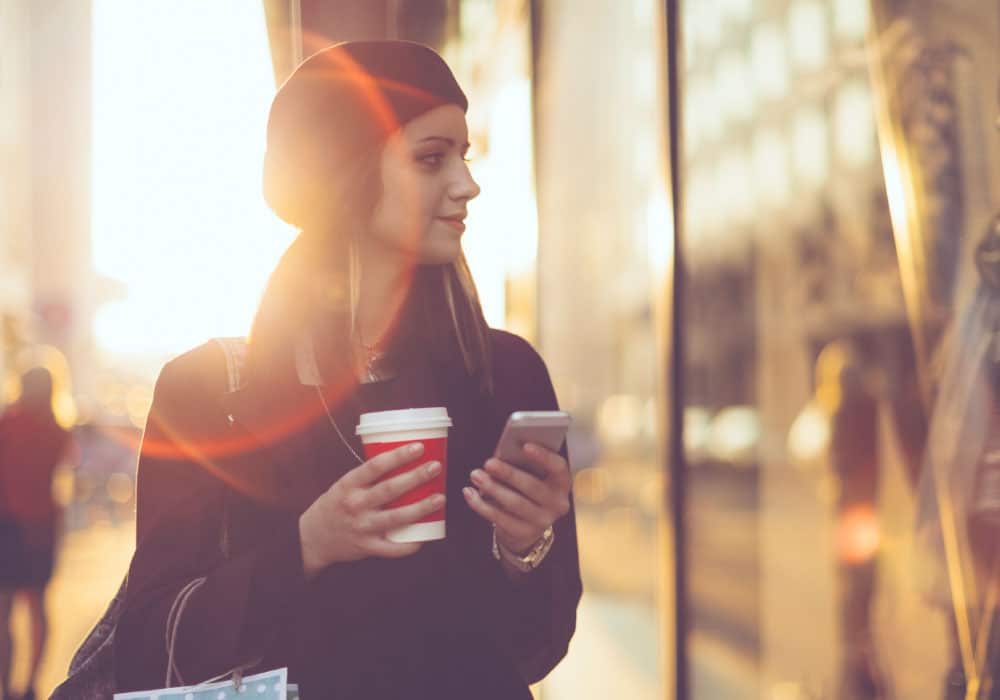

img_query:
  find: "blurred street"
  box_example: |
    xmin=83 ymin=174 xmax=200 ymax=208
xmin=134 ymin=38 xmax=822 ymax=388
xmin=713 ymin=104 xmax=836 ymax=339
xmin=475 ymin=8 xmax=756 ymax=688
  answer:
xmin=7 ymin=522 xmax=133 ymax=700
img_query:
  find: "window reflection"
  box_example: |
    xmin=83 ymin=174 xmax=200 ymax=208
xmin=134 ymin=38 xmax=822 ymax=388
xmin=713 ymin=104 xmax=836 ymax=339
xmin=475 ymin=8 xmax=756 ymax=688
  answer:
xmin=716 ymin=50 xmax=755 ymax=123
xmin=833 ymin=0 xmax=870 ymax=41
xmin=834 ymin=80 xmax=876 ymax=167
xmin=792 ymin=106 xmax=830 ymax=188
xmin=680 ymin=0 xmax=1000 ymax=698
xmin=751 ymin=128 xmax=791 ymax=207
xmin=788 ymin=1 xmax=830 ymax=72
xmin=750 ymin=22 xmax=790 ymax=100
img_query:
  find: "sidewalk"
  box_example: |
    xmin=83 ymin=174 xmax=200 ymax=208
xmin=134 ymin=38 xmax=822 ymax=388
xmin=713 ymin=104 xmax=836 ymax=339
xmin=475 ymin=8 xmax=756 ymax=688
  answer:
xmin=16 ymin=524 xmax=757 ymax=699
xmin=543 ymin=593 xmax=755 ymax=699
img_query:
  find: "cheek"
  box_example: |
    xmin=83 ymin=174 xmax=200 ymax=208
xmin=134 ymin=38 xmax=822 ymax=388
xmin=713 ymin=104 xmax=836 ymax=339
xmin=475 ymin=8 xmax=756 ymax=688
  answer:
xmin=386 ymin=172 xmax=435 ymax=225
xmin=371 ymin=193 xmax=437 ymax=250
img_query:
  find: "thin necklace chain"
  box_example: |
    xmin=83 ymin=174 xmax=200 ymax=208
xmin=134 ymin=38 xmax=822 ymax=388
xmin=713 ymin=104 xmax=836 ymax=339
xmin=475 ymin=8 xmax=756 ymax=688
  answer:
xmin=355 ymin=326 xmax=386 ymax=383
xmin=315 ymin=385 xmax=363 ymax=464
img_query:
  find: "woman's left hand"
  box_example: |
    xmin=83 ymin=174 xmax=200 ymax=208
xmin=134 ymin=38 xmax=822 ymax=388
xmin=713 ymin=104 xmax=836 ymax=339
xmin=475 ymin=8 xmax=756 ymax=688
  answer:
xmin=463 ymin=442 xmax=571 ymax=555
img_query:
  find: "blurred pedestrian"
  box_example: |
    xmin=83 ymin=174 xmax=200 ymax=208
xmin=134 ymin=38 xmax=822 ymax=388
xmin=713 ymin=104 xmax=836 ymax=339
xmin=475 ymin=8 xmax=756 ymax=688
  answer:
xmin=112 ymin=40 xmax=581 ymax=699
xmin=0 ymin=367 xmax=73 ymax=700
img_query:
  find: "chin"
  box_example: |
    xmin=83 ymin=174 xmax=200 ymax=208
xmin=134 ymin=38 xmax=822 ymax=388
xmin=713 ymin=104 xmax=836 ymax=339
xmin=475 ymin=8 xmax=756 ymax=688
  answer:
xmin=418 ymin=243 xmax=463 ymax=265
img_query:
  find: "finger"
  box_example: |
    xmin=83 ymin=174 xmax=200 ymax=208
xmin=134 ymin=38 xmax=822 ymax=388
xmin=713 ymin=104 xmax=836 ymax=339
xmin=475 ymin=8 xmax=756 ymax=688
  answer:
xmin=362 ymin=536 xmax=423 ymax=559
xmin=522 ymin=443 xmax=571 ymax=487
xmin=343 ymin=442 xmax=424 ymax=488
xmin=484 ymin=458 xmax=570 ymax=517
xmin=462 ymin=487 xmax=538 ymax=542
xmin=482 ymin=458 xmax=550 ymax=506
xmin=365 ymin=493 xmax=446 ymax=533
xmin=362 ymin=459 xmax=442 ymax=510
xmin=469 ymin=469 xmax=549 ymax=527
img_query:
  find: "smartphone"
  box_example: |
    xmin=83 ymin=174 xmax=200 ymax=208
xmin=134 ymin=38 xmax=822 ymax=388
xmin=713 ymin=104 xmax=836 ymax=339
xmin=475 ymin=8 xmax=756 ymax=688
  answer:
xmin=493 ymin=410 xmax=572 ymax=477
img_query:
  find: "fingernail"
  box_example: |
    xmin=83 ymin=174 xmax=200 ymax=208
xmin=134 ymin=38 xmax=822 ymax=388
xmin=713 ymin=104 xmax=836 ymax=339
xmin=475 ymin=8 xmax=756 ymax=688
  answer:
xmin=426 ymin=461 xmax=441 ymax=476
xmin=470 ymin=470 xmax=485 ymax=485
xmin=524 ymin=443 xmax=538 ymax=455
xmin=431 ymin=493 xmax=446 ymax=507
xmin=463 ymin=486 xmax=477 ymax=499
xmin=408 ymin=443 xmax=424 ymax=454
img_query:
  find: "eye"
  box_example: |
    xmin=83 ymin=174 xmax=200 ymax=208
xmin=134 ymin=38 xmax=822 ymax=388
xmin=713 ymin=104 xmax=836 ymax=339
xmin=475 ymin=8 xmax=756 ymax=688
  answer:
xmin=417 ymin=152 xmax=445 ymax=168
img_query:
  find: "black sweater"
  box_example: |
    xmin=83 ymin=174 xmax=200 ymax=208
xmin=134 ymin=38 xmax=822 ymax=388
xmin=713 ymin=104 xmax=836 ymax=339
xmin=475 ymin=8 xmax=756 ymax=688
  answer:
xmin=113 ymin=329 xmax=581 ymax=699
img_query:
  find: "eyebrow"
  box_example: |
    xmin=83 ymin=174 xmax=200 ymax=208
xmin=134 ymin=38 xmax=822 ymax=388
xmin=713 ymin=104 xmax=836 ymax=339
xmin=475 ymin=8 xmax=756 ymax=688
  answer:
xmin=416 ymin=136 xmax=470 ymax=149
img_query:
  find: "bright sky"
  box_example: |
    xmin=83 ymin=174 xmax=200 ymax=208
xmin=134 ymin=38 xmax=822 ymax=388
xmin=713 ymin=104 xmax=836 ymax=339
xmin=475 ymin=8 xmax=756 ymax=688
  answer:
xmin=91 ymin=1 xmax=294 ymax=358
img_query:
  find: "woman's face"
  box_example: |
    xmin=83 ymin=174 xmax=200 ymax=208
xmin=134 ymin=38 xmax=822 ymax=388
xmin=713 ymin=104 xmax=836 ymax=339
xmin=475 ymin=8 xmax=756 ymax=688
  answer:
xmin=367 ymin=104 xmax=480 ymax=264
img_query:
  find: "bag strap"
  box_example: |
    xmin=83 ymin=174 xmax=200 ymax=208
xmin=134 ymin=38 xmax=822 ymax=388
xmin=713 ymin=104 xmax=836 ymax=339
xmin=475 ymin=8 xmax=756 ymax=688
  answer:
xmin=164 ymin=577 xmax=205 ymax=686
xmin=164 ymin=577 xmax=260 ymax=690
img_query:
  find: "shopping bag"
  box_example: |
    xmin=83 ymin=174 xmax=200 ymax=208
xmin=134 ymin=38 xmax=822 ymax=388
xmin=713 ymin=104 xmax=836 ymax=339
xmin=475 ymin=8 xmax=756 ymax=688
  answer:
xmin=112 ymin=576 xmax=300 ymax=699
xmin=113 ymin=667 xmax=297 ymax=700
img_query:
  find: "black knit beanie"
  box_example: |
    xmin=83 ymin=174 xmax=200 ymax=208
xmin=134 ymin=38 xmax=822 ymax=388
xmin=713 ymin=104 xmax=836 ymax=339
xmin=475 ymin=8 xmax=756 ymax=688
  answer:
xmin=263 ymin=40 xmax=468 ymax=228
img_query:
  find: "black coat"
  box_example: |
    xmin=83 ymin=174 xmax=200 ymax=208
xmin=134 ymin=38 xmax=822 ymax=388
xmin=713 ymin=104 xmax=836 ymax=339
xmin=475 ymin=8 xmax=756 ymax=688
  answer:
xmin=113 ymin=328 xmax=582 ymax=699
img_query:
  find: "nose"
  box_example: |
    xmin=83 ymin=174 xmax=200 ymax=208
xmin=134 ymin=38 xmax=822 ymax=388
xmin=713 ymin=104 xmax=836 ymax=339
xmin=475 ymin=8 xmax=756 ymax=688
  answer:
xmin=449 ymin=161 xmax=481 ymax=202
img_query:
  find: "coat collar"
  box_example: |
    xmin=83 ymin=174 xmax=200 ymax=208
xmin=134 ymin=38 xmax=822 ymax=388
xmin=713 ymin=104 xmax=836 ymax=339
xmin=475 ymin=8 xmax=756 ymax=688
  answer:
xmin=218 ymin=329 xmax=477 ymax=449
xmin=218 ymin=330 xmax=328 ymax=447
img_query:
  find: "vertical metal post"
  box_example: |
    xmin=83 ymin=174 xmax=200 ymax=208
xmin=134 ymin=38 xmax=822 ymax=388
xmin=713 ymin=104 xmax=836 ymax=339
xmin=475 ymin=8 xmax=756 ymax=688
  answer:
xmin=663 ymin=0 xmax=688 ymax=698
xmin=529 ymin=0 xmax=543 ymax=348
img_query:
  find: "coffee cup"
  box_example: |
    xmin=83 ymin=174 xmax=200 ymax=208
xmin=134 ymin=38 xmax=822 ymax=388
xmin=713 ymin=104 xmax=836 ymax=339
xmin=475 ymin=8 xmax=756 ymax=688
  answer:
xmin=355 ymin=407 xmax=452 ymax=543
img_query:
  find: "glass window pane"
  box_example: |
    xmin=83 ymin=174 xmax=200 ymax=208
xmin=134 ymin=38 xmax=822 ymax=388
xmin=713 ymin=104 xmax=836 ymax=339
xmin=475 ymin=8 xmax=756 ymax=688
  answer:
xmin=533 ymin=1 xmax=671 ymax=697
xmin=679 ymin=1 xmax=1000 ymax=698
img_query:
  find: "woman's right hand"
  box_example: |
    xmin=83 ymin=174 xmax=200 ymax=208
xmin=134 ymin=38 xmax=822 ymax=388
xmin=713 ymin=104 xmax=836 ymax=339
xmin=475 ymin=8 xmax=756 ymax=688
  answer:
xmin=298 ymin=442 xmax=443 ymax=578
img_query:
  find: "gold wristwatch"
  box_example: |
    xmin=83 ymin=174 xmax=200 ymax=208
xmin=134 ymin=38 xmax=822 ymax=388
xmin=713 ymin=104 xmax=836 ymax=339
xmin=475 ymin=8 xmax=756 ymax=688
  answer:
xmin=492 ymin=525 xmax=555 ymax=572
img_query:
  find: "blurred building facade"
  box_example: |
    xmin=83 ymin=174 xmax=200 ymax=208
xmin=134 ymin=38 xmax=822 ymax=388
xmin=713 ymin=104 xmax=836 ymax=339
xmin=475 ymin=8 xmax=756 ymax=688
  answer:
xmin=0 ymin=0 xmax=96 ymax=410
xmin=0 ymin=0 xmax=38 ymax=393
xmin=678 ymin=1 xmax=1000 ymax=699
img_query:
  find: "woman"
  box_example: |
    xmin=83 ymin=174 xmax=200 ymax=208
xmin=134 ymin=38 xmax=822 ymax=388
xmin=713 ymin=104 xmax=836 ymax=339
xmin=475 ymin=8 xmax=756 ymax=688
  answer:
xmin=113 ymin=40 xmax=581 ymax=698
xmin=0 ymin=367 xmax=73 ymax=700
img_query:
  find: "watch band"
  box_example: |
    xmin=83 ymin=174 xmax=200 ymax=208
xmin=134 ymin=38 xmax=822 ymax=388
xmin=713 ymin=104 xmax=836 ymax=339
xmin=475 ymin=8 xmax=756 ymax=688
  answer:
xmin=492 ymin=524 xmax=555 ymax=572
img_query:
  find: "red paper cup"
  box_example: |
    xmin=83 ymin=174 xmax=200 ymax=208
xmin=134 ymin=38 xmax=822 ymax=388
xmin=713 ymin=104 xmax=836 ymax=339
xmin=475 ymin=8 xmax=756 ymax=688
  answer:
xmin=355 ymin=407 xmax=452 ymax=543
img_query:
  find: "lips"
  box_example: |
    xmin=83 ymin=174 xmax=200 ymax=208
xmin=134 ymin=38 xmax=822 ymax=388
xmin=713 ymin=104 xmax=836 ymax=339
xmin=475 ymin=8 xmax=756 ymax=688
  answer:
xmin=438 ymin=215 xmax=466 ymax=233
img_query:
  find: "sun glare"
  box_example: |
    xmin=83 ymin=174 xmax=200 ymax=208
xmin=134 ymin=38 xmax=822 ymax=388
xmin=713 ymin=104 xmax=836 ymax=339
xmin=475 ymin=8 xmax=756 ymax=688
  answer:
xmin=91 ymin=1 xmax=294 ymax=360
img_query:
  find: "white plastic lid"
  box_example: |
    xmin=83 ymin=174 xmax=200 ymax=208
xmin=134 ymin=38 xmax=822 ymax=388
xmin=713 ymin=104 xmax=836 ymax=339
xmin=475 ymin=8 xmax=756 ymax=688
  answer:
xmin=355 ymin=406 xmax=452 ymax=437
